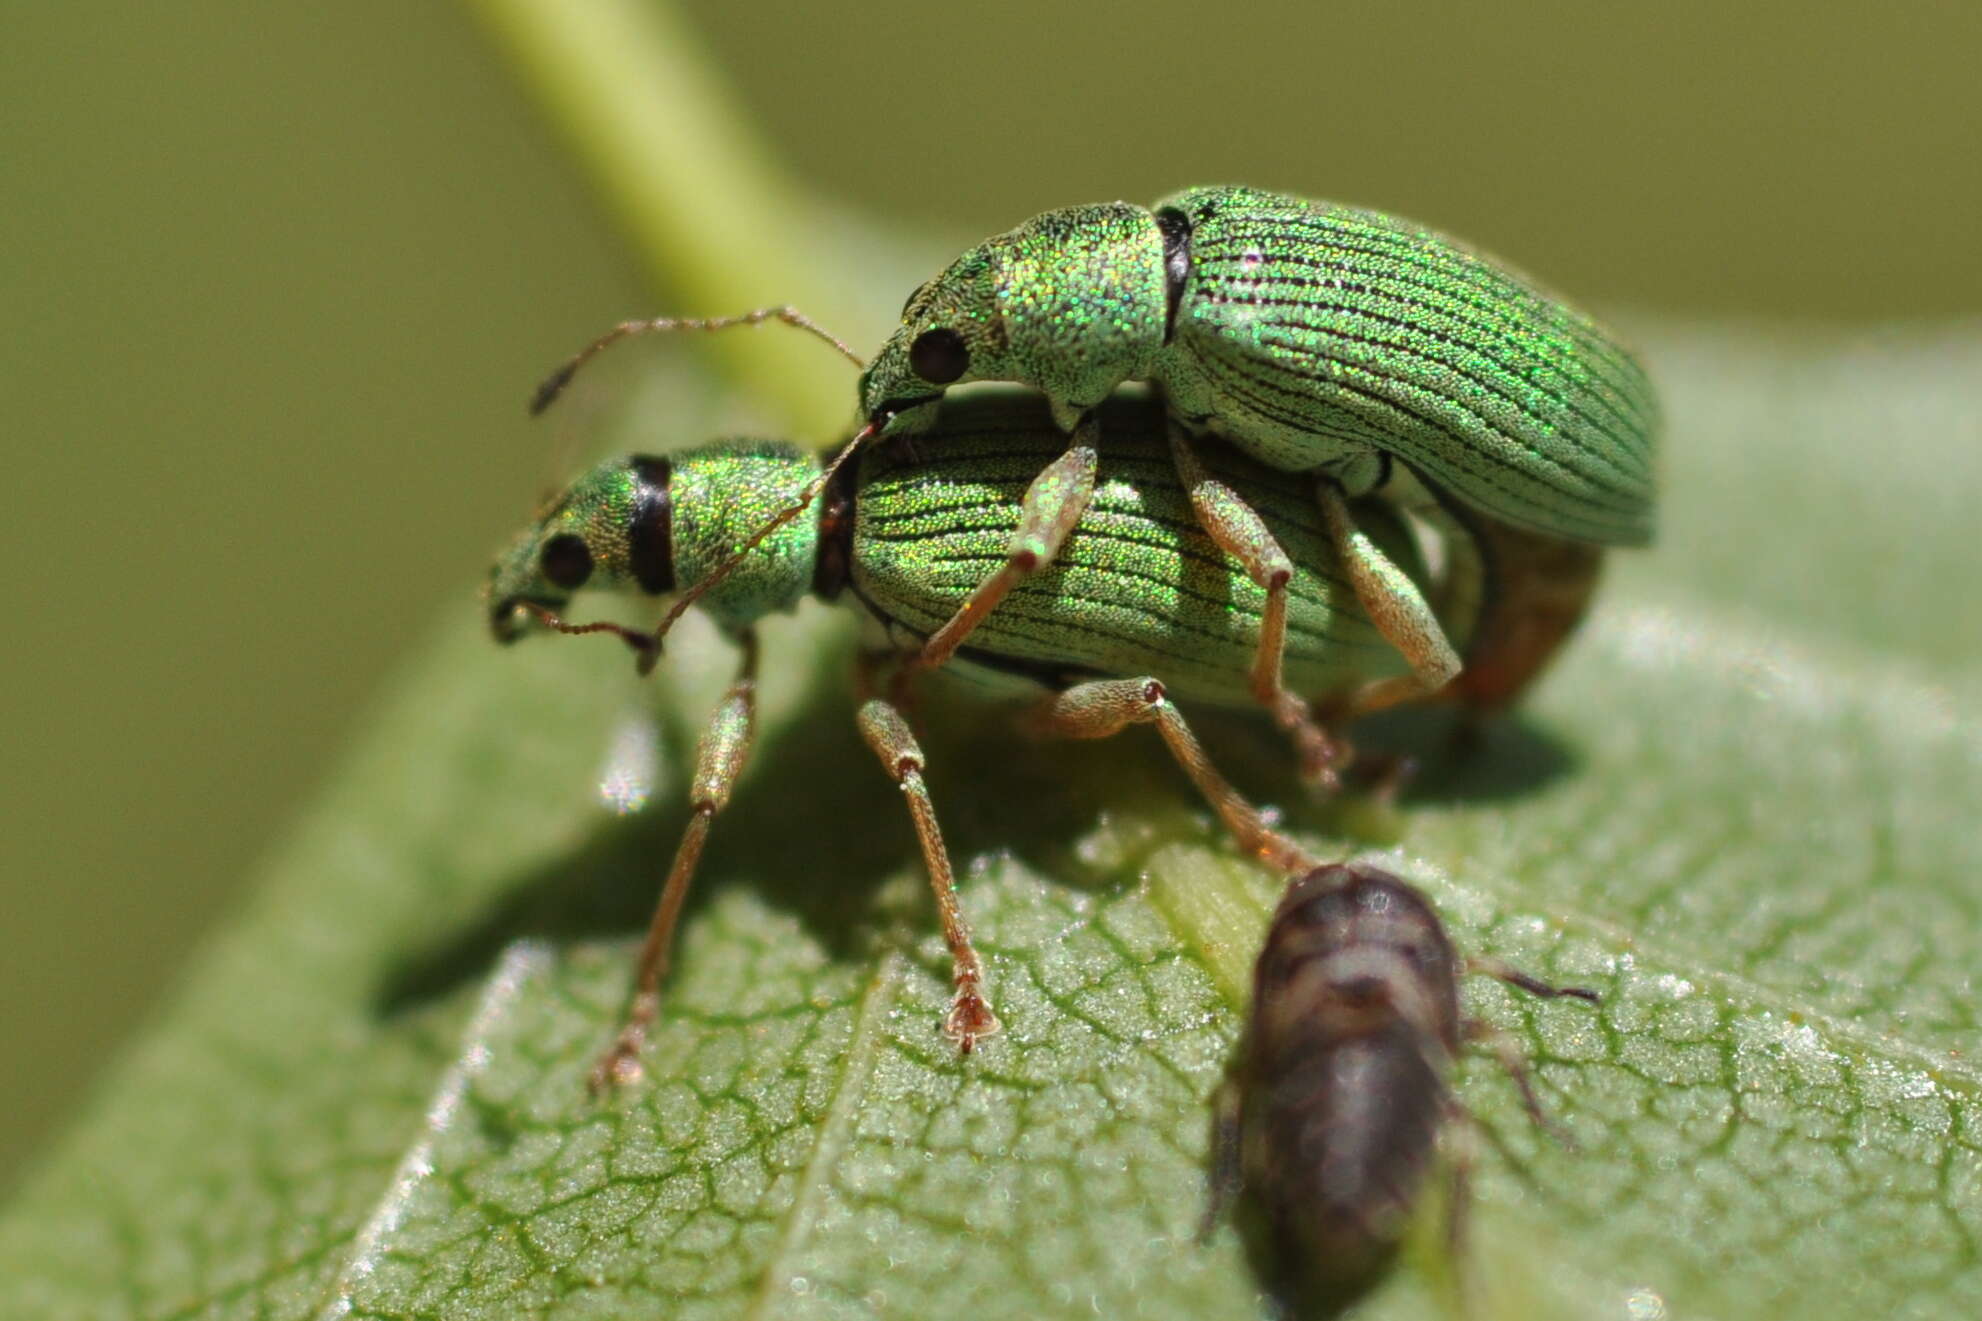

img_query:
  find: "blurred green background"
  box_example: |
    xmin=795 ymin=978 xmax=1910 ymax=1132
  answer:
xmin=2 ymin=0 xmax=1977 ymax=1189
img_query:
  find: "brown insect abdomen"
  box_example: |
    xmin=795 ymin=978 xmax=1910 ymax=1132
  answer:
xmin=1244 ymin=1027 xmax=1448 ymax=1288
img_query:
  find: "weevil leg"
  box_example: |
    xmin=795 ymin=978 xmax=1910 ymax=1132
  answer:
xmin=855 ymin=697 xmax=1000 ymax=1052
xmin=1440 ymin=1104 xmax=1480 ymax=1314
xmin=1169 ymin=423 xmax=1347 ymax=790
xmin=1468 ymin=957 xmax=1600 ymax=1005
xmin=1315 ymin=481 xmax=1463 ymax=702
xmin=1461 ymin=958 xmax=1596 ymax=1139
xmin=1460 ymin=1017 xmax=1577 ymax=1147
xmin=911 ymin=420 xmax=1101 ymax=672
xmin=590 ymin=632 xmax=761 ymax=1094
xmin=857 ymin=644 xmax=909 ymax=710
xmin=1029 ymin=677 xmax=1317 ymax=875
xmin=1198 ymin=1075 xmax=1245 ymax=1244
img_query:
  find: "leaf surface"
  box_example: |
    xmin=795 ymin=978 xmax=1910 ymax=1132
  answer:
xmin=4 ymin=322 xmax=1979 ymax=1320
xmin=7 ymin=2 xmax=1981 ymax=1313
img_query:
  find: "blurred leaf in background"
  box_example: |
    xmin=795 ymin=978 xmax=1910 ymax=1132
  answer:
xmin=2 ymin=0 xmax=1980 ymax=1318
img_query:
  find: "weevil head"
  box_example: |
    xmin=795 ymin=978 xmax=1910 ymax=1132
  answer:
xmin=858 ymin=203 xmax=1171 ymax=438
xmin=487 ymin=441 xmax=822 ymax=647
xmin=487 ymin=454 xmax=674 ymax=645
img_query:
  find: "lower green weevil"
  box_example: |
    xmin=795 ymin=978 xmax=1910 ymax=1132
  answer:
xmin=489 ymin=388 xmax=1470 ymax=1087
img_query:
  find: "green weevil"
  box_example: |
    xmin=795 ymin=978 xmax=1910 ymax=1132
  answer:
xmin=849 ymin=186 xmax=1653 ymax=766
xmin=1204 ymin=861 xmax=1597 ymax=1305
xmin=488 ymin=388 xmax=1475 ymax=1088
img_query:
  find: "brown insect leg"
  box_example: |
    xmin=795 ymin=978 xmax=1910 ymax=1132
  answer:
xmin=590 ymin=632 xmax=760 ymax=1093
xmin=1317 ymin=480 xmax=1463 ymax=701
xmin=1030 ymin=677 xmax=1316 ymax=876
xmin=1169 ymin=422 xmax=1348 ymax=790
xmin=856 ymin=697 xmax=999 ymax=1052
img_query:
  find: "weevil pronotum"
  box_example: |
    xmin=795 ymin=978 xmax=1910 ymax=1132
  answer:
xmin=490 ymin=389 xmax=1484 ymax=1087
xmin=531 ymin=187 xmax=1649 ymax=782
xmin=1204 ymin=861 xmax=1598 ymax=1301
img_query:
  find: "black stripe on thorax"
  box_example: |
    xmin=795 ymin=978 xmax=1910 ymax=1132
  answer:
xmin=628 ymin=455 xmax=675 ymax=595
xmin=1154 ymin=206 xmax=1193 ymax=345
xmin=811 ymin=446 xmax=862 ymax=601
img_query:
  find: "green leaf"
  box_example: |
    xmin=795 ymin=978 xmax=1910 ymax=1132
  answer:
xmin=6 ymin=0 xmax=1980 ymax=1314
xmin=7 ymin=329 xmax=1980 ymax=1321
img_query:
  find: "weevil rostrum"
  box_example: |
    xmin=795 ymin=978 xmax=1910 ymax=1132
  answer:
xmin=1205 ymin=861 xmax=1598 ymax=1300
xmin=533 ymin=186 xmax=1650 ymax=784
xmin=490 ymin=388 xmax=1547 ymax=1087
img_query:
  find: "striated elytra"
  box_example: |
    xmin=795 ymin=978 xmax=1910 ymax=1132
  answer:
xmin=862 ymin=185 xmax=1656 ymax=547
xmin=489 ymin=388 xmax=1536 ymax=1086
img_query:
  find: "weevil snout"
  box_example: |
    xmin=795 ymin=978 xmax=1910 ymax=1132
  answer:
xmin=489 ymin=595 xmax=537 ymax=644
xmin=490 ymin=596 xmax=523 ymax=643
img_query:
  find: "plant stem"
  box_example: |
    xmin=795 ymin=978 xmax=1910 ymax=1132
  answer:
xmin=463 ymin=0 xmax=858 ymax=436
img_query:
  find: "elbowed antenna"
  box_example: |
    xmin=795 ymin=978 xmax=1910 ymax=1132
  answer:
xmin=510 ymin=601 xmax=663 ymax=673
xmin=528 ymin=305 xmax=866 ymax=416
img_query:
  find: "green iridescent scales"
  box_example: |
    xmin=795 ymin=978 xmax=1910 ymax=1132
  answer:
xmin=487 ymin=439 xmax=817 ymax=636
xmin=666 ymin=439 xmax=818 ymax=631
xmin=1154 ymin=186 xmax=1654 ymax=544
xmin=489 ymin=390 xmax=1437 ymax=711
xmin=851 ymin=392 xmax=1420 ymax=705
xmin=860 ymin=185 xmax=1657 ymax=548
xmin=487 ymin=388 xmax=1444 ymax=1067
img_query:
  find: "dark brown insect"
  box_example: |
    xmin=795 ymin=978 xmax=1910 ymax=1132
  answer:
xmin=1205 ymin=862 xmax=1598 ymax=1300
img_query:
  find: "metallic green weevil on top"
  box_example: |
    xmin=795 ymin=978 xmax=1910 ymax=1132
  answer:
xmin=852 ymin=187 xmax=1655 ymax=732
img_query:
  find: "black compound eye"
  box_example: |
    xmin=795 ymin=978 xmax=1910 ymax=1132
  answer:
xmin=908 ymin=327 xmax=969 ymax=384
xmin=539 ymin=533 xmax=594 ymax=590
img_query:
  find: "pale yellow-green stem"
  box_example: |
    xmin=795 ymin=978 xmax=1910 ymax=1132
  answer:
xmin=463 ymin=0 xmax=860 ymax=437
